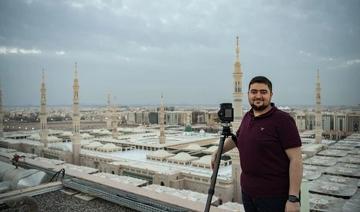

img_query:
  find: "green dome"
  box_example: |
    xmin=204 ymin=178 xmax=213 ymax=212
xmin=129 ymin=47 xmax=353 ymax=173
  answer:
xmin=185 ymin=124 xmax=192 ymax=132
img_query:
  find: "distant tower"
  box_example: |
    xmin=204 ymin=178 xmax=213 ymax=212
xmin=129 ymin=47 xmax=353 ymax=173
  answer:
xmin=106 ymin=93 xmax=112 ymax=130
xmin=72 ymin=62 xmax=81 ymax=165
xmin=39 ymin=70 xmax=48 ymax=147
xmin=197 ymin=114 xmax=202 ymax=124
xmin=0 ymin=82 xmax=3 ymax=138
xmin=231 ymin=36 xmax=243 ymax=203
xmin=185 ymin=112 xmax=192 ymax=130
xmin=233 ymin=36 xmax=243 ymax=130
xmin=159 ymin=94 xmax=166 ymax=144
xmin=111 ymin=99 xmax=119 ymax=139
xmin=315 ymin=69 xmax=322 ymax=144
xmin=187 ymin=112 xmax=192 ymax=126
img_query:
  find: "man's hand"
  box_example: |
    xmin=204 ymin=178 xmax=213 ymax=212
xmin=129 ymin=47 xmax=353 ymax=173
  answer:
xmin=210 ymin=137 xmax=237 ymax=170
xmin=285 ymin=201 xmax=300 ymax=212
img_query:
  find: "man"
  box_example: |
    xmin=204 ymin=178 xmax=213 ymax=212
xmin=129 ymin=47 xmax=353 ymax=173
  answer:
xmin=212 ymin=76 xmax=302 ymax=212
xmin=12 ymin=154 xmax=21 ymax=168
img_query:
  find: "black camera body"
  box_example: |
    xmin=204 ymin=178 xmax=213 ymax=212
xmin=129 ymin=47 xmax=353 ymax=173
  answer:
xmin=217 ymin=103 xmax=234 ymax=123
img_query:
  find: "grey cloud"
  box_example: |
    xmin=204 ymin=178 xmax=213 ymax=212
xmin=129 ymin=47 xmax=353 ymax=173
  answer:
xmin=0 ymin=0 xmax=359 ymax=106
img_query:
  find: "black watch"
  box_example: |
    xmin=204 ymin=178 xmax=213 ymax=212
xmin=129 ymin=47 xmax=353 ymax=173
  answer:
xmin=288 ymin=195 xmax=300 ymax=203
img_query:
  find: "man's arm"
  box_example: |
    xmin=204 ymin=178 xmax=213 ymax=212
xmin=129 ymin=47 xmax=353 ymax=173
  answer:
xmin=285 ymin=146 xmax=303 ymax=211
xmin=211 ymin=137 xmax=237 ymax=169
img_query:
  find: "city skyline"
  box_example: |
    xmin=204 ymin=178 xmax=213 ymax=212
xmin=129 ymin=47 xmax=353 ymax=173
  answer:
xmin=0 ymin=0 xmax=359 ymax=106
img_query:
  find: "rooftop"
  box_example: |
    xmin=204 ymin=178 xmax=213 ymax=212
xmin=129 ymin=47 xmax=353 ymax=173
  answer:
xmin=1 ymin=130 xmax=360 ymax=211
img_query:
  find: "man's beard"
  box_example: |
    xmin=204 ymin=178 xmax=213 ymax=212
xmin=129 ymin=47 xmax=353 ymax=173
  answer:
xmin=250 ymin=100 xmax=269 ymax=112
xmin=251 ymin=104 xmax=268 ymax=111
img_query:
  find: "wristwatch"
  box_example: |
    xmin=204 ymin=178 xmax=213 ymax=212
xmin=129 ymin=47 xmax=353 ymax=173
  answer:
xmin=288 ymin=195 xmax=300 ymax=203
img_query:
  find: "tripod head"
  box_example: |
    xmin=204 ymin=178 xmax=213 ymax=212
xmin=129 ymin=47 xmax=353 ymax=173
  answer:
xmin=220 ymin=122 xmax=232 ymax=137
xmin=218 ymin=103 xmax=233 ymax=138
xmin=217 ymin=103 xmax=234 ymax=124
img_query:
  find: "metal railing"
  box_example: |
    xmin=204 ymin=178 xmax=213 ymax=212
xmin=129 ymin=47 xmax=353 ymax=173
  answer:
xmin=63 ymin=178 xmax=189 ymax=212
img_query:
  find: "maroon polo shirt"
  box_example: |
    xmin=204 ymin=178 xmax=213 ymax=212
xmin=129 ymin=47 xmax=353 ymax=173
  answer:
xmin=235 ymin=104 xmax=301 ymax=197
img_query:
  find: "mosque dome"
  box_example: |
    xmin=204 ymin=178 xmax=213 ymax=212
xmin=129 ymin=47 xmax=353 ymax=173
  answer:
xmin=49 ymin=143 xmax=71 ymax=152
xmin=202 ymin=146 xmax=219 ymax=154
xmin=61 ymin=131 xmax=73 ymax=137
xmin=183 ymin=144 xmax=205 ymax=151
xmin=81 ymin=133 xmax=94 ymax=139
xmin=92 ymin=129 xmax=111 ymax=135
xmin=198 ymin=155 xmax=212 ymax=163
xmin=48 ymin=136 xmax=61 ymax=143
xmin=147 ymin=149 xmax=173 ymax=158
xmin=97 ymin=143 xmax=119 ymax=152
xmin=85 ymin=141 xmax=103 ymax=150
xmin=192 ymin=155 xmax=212 ymax=166
xmin=81 ymin=140 xmax=92 ymax=147
xmin=169 ymin=152 xmax=196 ymax=162
xmin=185 ymin=124 xmax=192 ymax=132
xmin=29 ymin=134 xmax=40 ymax=140
xmin=103 ymin=143 xmax=117 ymax=148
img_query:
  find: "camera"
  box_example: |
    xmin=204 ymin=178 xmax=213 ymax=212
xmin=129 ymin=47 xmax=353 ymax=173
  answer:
xmin=217 ymin=103 xmax=234 ymax=123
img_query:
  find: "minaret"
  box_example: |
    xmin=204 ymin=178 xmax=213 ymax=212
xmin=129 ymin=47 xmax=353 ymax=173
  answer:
xmin=315 ymin=69 xmax=322 ymax=144
xmin=72 ymin=62 xmax=81 ymax=165
xmin=187 ymin=112 xmax=192 ymax=126
xmin=39 ymin=70 xmax=48 ymax=147
xmin=230 ymin=36 xmax=243 ymax=203
xmin=184 ymin=112 xmax=192 ymax=132
xmin=111 ymin=99 xmax=119 ymax=139
xmin=159 ymin=94 xmax=165 ymax=144
xmin=0 ymin=82 xmax=3 ymax=138
xmin=232 ymin=36 xmax=243 ymax=130
xmin=106 ymin=93 xmax=112 ymax=130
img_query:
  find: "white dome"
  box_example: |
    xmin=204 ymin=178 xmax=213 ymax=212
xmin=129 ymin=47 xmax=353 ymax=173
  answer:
xmin=62 ymin=131 xmax=73 ymax=137
xmin=203 ymin=146 xmax=218 ymax=154
xmin=97 ymin=143 xmax=120 ymax=152
xmin=81 ymin=133 xmax=94 ymax=139
xmin=29 ymin=134 xmax=40 ymax=140
xmin=194 ymin=155 xmax=212 ymax=165
xmin=147 ymin=149 xmax=174 ymax=158
xmin=183 ymin=144 xmax=204 ymax=151
xmin=48 ymin=136 xmax=61 ymax=142
xmin=49 ymin=143 xmax=71 ymax=152
xmin=81 ymin=140 xmax=92 ymax=147
xmin=92 ymin=129 xmax=111 ymax=135
xmin=169 ymin=152 xmax=196 ymax=162
xmin=86 ymin=141 xmax=103 ymax=148
xmin=101 ymin=143 xmax=117 ymax=149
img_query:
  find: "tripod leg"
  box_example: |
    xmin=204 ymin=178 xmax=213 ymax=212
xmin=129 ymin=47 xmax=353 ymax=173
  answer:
xmin=204 ymin=134 xmax=227 ymax=212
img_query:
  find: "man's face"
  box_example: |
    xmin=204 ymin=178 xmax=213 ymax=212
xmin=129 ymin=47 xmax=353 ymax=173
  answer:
xmin=248 ymin=83 xmax=273 ymax=111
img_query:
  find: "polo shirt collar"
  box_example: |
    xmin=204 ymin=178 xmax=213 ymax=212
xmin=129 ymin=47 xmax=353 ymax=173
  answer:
xmin=249 ymin=103 xmax=277 ymax=119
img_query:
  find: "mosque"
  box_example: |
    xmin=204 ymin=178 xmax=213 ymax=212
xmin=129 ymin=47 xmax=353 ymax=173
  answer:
xmin=0 ymin=37 xmax=359 ymax=212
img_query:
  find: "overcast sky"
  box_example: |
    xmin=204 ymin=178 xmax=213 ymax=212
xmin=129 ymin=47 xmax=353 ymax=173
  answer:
xmin=0 ymin=0 xmax=359 ymax=107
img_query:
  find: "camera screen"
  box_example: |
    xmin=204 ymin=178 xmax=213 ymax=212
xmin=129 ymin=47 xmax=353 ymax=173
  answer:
xmin=225 ymin=109 xmax=232 ymax=117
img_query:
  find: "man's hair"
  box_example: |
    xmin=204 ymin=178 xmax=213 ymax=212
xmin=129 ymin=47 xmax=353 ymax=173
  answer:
xmin=248 ymin=76 xmax=272 ymax=92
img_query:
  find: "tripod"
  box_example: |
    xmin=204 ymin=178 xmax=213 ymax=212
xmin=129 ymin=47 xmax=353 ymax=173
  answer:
xmin=204 ymin=122 xmax=232 ymax=212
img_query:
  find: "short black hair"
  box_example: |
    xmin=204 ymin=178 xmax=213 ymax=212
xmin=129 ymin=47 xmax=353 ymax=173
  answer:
xmin=248 ymin=76 xmax=272 ymax=92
